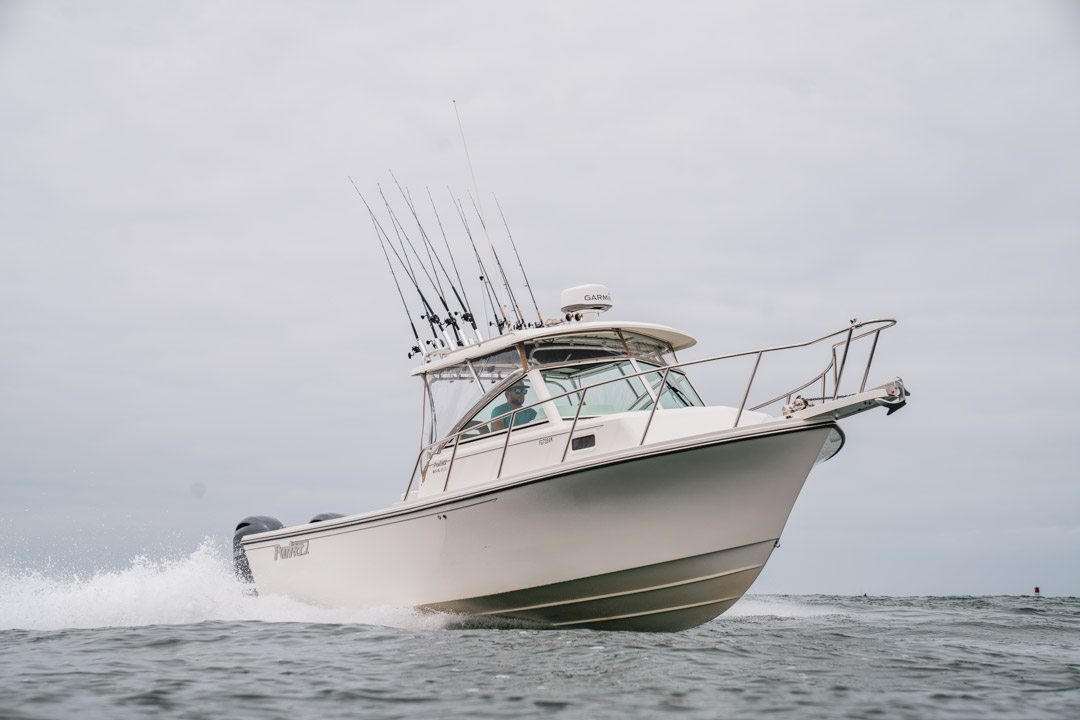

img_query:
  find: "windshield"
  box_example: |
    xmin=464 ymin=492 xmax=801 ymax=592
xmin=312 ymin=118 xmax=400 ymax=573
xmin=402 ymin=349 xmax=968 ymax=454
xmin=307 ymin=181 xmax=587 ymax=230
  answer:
xmin=422 ymin=331 xmax=682 ymax=443
xmin=638 ymin=362 xmax=705 ymax=409
xmin=540 ymin=360 xmax=703 ymax=418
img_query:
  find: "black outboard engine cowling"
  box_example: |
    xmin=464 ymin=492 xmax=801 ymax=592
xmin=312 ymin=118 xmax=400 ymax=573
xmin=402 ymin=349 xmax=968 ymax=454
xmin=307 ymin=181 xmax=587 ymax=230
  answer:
xmin=233 ymin=515 xmax=284 ymax=583
xmin=309 ymin=513 xmax=345 ymax=523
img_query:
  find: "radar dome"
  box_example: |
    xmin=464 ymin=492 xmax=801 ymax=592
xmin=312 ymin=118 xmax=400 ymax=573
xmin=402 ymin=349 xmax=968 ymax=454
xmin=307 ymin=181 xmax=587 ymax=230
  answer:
xmin=560 ymin=284 xmax=613 ymax=321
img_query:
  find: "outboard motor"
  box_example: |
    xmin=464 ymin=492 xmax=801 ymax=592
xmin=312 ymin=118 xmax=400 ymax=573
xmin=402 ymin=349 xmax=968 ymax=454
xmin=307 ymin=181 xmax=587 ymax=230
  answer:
xmin=309 ymin=512 xmax=345 ymax=523
xmin=232 ymin=515 xmax=284 ymax=583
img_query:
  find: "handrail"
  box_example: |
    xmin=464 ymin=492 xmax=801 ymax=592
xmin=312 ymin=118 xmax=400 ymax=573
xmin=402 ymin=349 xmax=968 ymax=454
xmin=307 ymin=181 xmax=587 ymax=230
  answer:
xmin=405 ymin=318 xmax=897 ymax=498
xmin=561 ymin=389 xmax=587 ymax=463
xmin=748 ymin=324 xmax=892 ymax=412
xmin=638 ymin=368 xmax=670 ymax=445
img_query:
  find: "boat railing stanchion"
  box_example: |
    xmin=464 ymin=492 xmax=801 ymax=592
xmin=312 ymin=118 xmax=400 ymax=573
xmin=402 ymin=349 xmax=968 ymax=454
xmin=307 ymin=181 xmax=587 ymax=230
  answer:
xmin=733 ymin=352 xmax=763 ymax=428
xmin=442 ymin=436 xmax=461 ymax=492
xmin=639 ymin=368 xmax=670 ymax=446
xmin=832 ymin=347 xmax=838 ymax=399
xmin=496 ymin=409 xmax=516 ymax=479
xmin=833 ymin=324 xmax=855 ymax=401
xmin=421 ymin=448 xmax=433 ymax=485
xmin=561 ymin=387 xmax=588 ymax=462
xmin=859 ymin=329 xmax=881 ymax=393
xmin=403 ymin=451 xmax=423 ymax=501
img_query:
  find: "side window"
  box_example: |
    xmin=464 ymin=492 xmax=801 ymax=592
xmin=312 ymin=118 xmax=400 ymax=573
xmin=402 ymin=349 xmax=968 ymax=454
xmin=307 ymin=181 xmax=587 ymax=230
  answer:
xmin=460 ymin=378 xmax=548 ymax=438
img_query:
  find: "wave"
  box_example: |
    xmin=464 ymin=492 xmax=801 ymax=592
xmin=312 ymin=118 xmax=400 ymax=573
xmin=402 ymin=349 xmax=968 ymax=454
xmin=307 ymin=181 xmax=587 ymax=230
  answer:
xmin=726 ymin=594 xmax=855 ymax=618
xmin=0 ymin=538 xmax=454 ymax=633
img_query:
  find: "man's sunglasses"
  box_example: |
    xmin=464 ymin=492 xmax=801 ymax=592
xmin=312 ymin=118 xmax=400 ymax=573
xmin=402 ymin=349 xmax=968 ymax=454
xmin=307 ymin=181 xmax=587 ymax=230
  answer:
xmin=510 ymin=388 xmax=527 ymax=395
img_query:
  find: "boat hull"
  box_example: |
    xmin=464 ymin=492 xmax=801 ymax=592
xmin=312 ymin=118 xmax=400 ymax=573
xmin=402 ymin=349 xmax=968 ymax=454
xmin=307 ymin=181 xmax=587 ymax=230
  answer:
xmin=242 ymin=422 xmax=839 ymax=631
xmin=428 ymin=539 xmax=774 ymax=631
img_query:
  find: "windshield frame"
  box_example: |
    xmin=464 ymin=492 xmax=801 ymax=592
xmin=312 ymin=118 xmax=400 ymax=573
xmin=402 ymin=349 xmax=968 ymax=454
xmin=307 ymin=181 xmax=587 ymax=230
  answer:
xmin=422 ymin=330 xmax=682 ymax=443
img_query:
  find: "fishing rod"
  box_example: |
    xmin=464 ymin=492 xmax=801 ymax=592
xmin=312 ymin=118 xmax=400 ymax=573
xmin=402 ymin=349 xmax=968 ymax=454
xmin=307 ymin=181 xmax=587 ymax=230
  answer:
xmin=353 ymin=188 xmax=441 ymax=352
xmin=369 ymin=214 xmax=422 ymax=357
xmin=349 ymin=178 xmax=444 ymax=350
xmin=453 ymin=191 xmax=508 ymax=334
xmin=380 ymin=187 xmax=462 ymax=348
xmin=371 ymin=200 xmax=448 ymax=350
xmin=427 ymin=187 xmax=480 ymax=339
xmin=390 ymin=173 xmax=444 ymax=298
xmin=468 ymin=190 xmax=525 ymax=329
xmin=493 ymin=193 xmax=543 ymax=327
xmin=454 ymin=195 xmax=504 ymax=334
xmin=453 ymin=101 xmax=524 ymax=330
xmin=390 ymin=172 xmax=479 ymax=345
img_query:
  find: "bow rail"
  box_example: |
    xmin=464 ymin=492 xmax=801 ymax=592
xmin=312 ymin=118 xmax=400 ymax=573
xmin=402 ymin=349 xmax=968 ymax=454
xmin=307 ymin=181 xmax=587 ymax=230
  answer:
xmin=403 ymin=318 xmax=898 ymax=499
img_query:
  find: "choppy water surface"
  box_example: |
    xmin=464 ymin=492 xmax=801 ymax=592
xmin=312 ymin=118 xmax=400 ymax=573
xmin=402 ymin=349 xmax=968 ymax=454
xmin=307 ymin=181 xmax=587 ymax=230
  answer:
xmin=2 ymin=542 xmax=1077 ymax=719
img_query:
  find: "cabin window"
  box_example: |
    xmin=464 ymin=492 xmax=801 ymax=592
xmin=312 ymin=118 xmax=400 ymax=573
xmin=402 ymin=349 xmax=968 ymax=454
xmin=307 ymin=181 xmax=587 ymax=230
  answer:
xmin=459 ymin=377 xmax=548 ymax=439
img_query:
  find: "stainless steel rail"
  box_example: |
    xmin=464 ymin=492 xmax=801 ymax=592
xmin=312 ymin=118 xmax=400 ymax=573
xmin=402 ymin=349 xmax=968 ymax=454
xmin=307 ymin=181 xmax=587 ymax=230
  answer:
xmin=405 ymin=318 xmax=897 ymax=497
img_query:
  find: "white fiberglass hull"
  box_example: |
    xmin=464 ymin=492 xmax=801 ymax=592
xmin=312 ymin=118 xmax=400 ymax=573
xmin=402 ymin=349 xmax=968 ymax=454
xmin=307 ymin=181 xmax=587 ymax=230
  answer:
xmin=242 ymin=420 xmax=841 ymax=631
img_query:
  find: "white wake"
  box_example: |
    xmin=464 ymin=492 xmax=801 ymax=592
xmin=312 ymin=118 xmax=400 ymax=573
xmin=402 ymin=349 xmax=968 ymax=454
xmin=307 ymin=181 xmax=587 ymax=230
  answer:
xmin=0 ymin=538 xmax=453 ymax=632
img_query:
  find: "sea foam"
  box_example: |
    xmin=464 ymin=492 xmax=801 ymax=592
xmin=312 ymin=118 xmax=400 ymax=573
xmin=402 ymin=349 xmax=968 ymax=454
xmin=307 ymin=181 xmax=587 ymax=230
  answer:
xmin=0 ymin=538 xmax=452 ymax=632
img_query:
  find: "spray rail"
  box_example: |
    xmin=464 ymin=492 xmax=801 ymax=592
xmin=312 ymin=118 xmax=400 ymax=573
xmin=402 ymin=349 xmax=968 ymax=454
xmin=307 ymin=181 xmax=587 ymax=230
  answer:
xmin=403 ymin=318 xmax=905 ymax=498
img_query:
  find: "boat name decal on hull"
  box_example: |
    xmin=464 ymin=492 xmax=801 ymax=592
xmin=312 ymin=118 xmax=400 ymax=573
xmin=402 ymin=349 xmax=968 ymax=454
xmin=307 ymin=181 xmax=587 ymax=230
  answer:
xmin=274 ymin=539 xmax=310 ymax=560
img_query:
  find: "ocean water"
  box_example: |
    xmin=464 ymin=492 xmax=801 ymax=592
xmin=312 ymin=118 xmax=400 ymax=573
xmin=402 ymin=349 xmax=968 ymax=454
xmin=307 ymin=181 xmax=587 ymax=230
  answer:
xmin=1 ymin=542 xmax=1077 ymax=719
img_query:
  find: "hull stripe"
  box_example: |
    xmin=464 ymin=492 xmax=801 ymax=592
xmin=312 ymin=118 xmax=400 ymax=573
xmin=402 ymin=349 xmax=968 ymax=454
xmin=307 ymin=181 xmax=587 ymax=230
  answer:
xmin=550 ymin=594 xmax=743 ymax=627
xmin=471 ymin=562 xmax=766 ymax=616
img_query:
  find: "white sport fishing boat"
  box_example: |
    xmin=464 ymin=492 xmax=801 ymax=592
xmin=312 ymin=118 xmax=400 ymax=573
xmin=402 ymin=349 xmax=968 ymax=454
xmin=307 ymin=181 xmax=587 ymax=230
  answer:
xmin=234 ymin=278 xmax=908 ymax=631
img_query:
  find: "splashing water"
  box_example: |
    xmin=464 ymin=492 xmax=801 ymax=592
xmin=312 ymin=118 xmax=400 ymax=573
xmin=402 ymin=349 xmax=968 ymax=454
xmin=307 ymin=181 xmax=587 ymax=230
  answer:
xmin=0 ymin=538 xmax=454 ymax=632
xmin=0 ymin=539 xmax=860 ymax=633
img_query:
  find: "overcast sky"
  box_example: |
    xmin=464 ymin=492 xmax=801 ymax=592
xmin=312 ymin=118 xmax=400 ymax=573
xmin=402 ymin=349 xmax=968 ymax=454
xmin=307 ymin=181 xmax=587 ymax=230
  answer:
xmin=1 ymin=1 xmax=1078 ymax=596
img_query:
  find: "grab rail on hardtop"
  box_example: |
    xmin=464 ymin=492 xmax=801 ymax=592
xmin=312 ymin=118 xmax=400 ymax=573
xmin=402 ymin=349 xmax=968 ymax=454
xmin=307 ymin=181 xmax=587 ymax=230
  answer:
xmin=402 ymin=318 xmax=897 ymax=499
